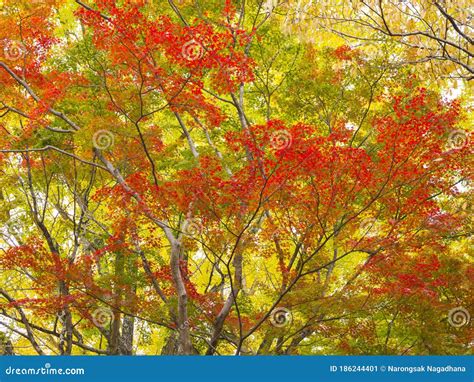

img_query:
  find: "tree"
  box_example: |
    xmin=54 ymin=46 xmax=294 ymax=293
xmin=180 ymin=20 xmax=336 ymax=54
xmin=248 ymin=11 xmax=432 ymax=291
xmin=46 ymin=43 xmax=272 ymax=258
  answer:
xmin=0 ymin=0 xmax=471 ymax=355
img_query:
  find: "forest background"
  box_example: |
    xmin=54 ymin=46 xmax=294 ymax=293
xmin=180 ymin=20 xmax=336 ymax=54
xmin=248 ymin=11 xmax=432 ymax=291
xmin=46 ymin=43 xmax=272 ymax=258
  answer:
xmin=0 ymin=0 xmax=472 ymax=355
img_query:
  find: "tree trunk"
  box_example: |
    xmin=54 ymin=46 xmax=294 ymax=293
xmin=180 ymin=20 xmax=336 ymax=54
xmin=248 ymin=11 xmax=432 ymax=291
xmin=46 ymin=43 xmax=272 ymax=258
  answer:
xmin=170 ymin=241 xmax=193 ymax=354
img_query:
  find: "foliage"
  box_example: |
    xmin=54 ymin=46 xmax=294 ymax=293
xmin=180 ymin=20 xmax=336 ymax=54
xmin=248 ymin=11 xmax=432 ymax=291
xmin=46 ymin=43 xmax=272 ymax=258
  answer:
xmin=0 ymin=0 xmax=472 ymax=355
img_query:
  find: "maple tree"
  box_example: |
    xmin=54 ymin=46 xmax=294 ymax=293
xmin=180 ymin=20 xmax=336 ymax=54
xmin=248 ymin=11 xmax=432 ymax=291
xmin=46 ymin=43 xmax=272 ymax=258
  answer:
xmin=0 ymin=0 xmax=472 ymax=355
